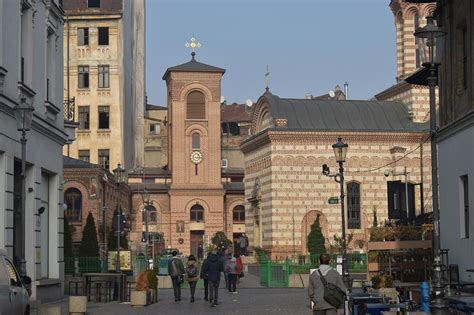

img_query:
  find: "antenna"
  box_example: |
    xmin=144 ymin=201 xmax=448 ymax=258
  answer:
xmin=328 ymin=90 xmax=336 ymax=98
xmin=245 ymin=99 xmax=253 ymax=107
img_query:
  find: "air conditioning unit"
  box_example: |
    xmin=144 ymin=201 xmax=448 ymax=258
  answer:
xmin=221 ymin=159 xmax=228 ymax=169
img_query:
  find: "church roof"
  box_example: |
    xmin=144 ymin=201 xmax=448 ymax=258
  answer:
xmin=262 ymin=91 xmax=427 ymax=132
xmin=162 ymin=55 xmax=225 ymax=80
xmin=63 ymin=155 xmax=97 ymax=168
xmin=221 ymin=103 xmax=253 ymax=123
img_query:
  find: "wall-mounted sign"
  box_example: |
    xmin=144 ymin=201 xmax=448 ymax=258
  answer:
xmin=328 ymin=197 xmax=339 ymax=204
xmin=108 ymin=250 xmax=132 ymax=271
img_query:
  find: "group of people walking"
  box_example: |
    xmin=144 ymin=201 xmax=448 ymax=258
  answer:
xmin=167 ymin=248 xmax=244 ymax=307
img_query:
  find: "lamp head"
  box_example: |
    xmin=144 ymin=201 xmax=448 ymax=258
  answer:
xmin=332 ymin=137 xmax=348 ymax=163
xmin=13 ymin=98 xmax=34 ymax=131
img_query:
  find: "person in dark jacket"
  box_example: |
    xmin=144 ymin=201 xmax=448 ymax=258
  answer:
xmin=168 ymin=251 xmax=185 ymax=302
xmin=200 ymin=252 xmax=210 ymax=301
xmin=202 ymin=251 xmax=224 ymax=307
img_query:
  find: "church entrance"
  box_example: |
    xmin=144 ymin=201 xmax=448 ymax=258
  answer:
xmin=190 ymin=230 xmax=204 ymax=257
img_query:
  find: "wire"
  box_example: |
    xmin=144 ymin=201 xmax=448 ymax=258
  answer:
xmin=346 ymin=134 xmax=430 ymax=174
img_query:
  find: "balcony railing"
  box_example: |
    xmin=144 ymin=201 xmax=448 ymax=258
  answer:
xmin=64 ymin=96 xmax=75 ymax=122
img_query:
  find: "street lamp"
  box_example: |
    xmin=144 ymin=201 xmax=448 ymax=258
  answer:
xmin=13 ymin=97 xmax=34 ymax=277
xmin=141 ymin=187 xmax=151 ymax=268
xmin=414 ymin=13 xmax=447 ymax=315
xmin=113 ymin=164 xmax=126 ymax=274
xmin=323 ymin=137 xmax=350 ymax=289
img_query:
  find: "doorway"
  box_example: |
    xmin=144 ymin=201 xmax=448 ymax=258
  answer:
xmin=233 ymin=233 xmax=243 ymax=255
xmin=190 ymin=230 xmax=204 ymax=257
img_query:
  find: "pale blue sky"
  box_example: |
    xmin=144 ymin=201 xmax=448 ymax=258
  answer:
xmin=145 ymin=0 xmax=397 ymax=106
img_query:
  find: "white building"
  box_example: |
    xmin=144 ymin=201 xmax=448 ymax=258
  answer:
xmin=0 ymin=0 xmax=72 ymax=302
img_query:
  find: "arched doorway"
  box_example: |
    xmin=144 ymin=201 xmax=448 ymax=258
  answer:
xmin=301 ymin=211 xmax=328 ymax=255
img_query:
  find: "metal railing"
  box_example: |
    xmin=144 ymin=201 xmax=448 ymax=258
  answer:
xmin=65 ymin=256 xmax=104 ymax=274
xmin=64 ymin=97 xmax=75 ymax=122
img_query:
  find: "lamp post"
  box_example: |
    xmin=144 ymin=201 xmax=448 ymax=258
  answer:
xmin=141 ymin=187 xmax=151 ymax=268
xmin=113 ymin=164 xmax=126 ymax=274
xmin=13 ymin=97 xmax=34 ymax=277
xmin=414 ymin=13 xmax=447 ymax=315
xmin=322 ymin=137 xmax=350 ymax=289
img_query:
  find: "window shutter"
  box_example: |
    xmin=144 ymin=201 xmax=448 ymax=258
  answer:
xmin=187 ymin=91 xmax=205 ymax=119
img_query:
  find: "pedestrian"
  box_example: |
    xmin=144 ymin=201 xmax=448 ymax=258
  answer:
xmin=168 ymin=250 xmax=185 ymax=302
xmin=238 ymin=235 xmax=246 ymax=256
xmin=222 ymin=250 xmax=232 ymax=290
xmin=235 ymin=254 xmax=243 ymax=283
xmin=226 ymin=256 xmax=238 ymax=293
xmin=308 ymin=253 xmax=346 ymax=315
xmin=202 ymin=251 xmax=224 ymax=307
xmin=200 ymin=252 xmax=211 ymax=301
xmin=197 ymin=244 xmax=204 ymax=260
xmin=243 ymin=233 xmax=249 ymax=256
xmin=186 ymin=255 xmax=199 ymax=302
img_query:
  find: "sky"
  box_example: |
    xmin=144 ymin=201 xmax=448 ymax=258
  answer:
xmin=145 ymin=0 xmax=397 ymax=106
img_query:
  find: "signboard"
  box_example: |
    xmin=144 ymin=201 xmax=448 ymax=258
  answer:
xmin=328 ymin=197 xmax=339 ymax=204
xmin=108 ymin=250 xmax=132 ymax=271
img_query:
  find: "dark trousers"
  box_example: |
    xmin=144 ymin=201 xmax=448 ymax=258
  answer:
xmin=203 ymin=279 xmax=209 ymax=300
xmin=188 ymin=281 xmax=197 ymax=299
xmin=228 ymin=273 xmax=237 ymax=292
xmin=209 ymin=280 xmax=219 ymax=304
xmin=171 ymin=276 xmax=181 ymax=300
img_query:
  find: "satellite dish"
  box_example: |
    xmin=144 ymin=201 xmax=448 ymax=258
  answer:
xmin=328 ymin=90 xmax=336 ymax=98
xmin=220 ymin=96 xmax=226 ymax=104
xmin=245 ymin=99 xmax=253 ymax=107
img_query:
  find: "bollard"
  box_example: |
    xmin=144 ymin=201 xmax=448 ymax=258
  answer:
xmin=420 ymin=281 xmax=430 ymax=313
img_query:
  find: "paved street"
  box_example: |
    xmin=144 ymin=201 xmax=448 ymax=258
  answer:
xmin=86 ymin=288 xmax=311 ymax=315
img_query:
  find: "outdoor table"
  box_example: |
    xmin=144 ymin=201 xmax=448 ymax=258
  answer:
xmin=83 ymin=273 xmax=126 ymax=302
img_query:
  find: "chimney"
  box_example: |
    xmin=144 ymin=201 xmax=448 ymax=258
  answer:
xmin=344 ymin=81 xmax=349 ymax=100
xmin=304 ymin=93 xmax=313 ymax=100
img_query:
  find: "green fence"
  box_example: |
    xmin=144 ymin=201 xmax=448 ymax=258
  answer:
xmin=259 ymin=252 xmax=367 ymax=288
xmin=65 ymin=257 xmax=104 ymax=274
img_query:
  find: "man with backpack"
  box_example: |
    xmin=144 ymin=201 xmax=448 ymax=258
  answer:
xmin=186 ymin=255 xmax=199 ymax=302
xmin=168 ymin=251 xmax=185 ymax=302
xmin=308 ymin=253 xmax=346 ymax=315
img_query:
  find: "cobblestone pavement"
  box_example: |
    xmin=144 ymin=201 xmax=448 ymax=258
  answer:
xmin=82 ymin=288 xmax=312 ymax=315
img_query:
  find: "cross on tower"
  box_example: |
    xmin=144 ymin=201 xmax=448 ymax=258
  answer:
xmin=185 ymin=37 xmax=201 ymax=60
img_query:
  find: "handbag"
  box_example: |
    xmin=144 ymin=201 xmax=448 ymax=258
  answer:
xmin=317 ymin=270 xmax=345 ymax=308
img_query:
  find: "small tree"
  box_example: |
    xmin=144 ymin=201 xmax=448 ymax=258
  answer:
xmin=63 ymin=215 xmax=73 ymax=257
xmin=211 ymin=231 xmax=231 ymax=249
xmin=307 ymin=215 xmax=326 ymax=255
xmin=329 ymin=233 xmax=354 ymax=254
xmin=78 ymin=212 xmax=100 ymax=257
xmin=107 ymin=210 xmax=129 ymax=251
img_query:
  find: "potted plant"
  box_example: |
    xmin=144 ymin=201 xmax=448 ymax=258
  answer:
xmin=147 ymin=267 xmax=159 ymax=303
xmin=131 ymin=271 xmax=150 ymax=307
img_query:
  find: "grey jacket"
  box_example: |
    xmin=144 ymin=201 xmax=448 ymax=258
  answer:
xmin=168 ymin=257 xmax=185 ymax=277
xmin=308 ymin=265 xmax=346 ymax=310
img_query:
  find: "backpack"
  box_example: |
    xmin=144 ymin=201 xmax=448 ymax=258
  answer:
xmin=317 ymin=269 xmax=346 ymax=308
xmin=187 ymin=264 xmax=198 ymax=278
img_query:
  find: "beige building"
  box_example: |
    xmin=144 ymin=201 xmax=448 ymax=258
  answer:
xmin=376 ymin=0 xmax=437 ymax=123
xmin=63 ymin=0 xmax=145 ymax=171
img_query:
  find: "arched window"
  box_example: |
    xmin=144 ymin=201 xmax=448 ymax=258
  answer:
xmin=186 ymin=91 xmax=205 ymax=119
xmin=143 ymin=205 xmax=157 ymax=224
xmin=233 ymin=205 xmax=245 ymax=223
xmin=190 ymin=204 xmax=204 ymax=222
xmin=192 ymin=133 xmax=200 ymax=150
xmin=64 ymin=188 xmax=82 ymax=222
xmin=347 ymin=182 xmax=361 ymax=229
xmin=414 ymin=13 xmax=421 ymax=68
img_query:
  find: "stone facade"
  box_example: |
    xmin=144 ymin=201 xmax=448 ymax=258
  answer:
xmin=63 ymin=0 xmax=145 ymax=171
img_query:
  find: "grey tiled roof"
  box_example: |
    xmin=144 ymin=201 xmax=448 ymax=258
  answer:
xmin=63 ymin=155 xmax=97 ymax=168
xmin=263 ymin=91 xmax=427 ymax=132
xmin=163 ymin=57 xmax=225 ymax=80
xmin=223 ymin=182 xmax=244 ymax=191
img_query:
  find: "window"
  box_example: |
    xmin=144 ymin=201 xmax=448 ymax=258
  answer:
xmin=221 ymin=159 xmax=228 ymax=169
xmin=461 ymin=175 xmax=470 ymax=239
xmin=98 ymin=65 xmax=109 ymax=88
xmin=65 ymin=188 xmax=82 ymax=222
xmin=77 ymin=28 xmax=89 ymax=46
xmin=149 ymin=123 xmax=161 ymax=134
xmin=233 ymin=205 xmax=245 ymax=222
xmin=190 ymin=204 xmax=204 ymax=222
xmin=78 ymin=66 xmax=89 ymax=89
xmin=192 ymin=133 xmax=200 ymax=150
xmin=98 ymin=106 xmax=109 ymax=129
xmin=387 ymin=181 xmax=416 ymax=221
xmin=98 ymin=149 xmax=110 ymax=170
xmin=98 ymin=27 xmax=109 ymax=46
xmin=347 ymin=182 xmax=361 ymax=229
xmin=143 ymin=205 xmax=157 ymax=224
xmin=88 ymin=0 xmax=100 ymax=8
xmin=78 ymin=106 xmax=90 ymax=130
xmin=186 ymin=91 xmax=205 ymax=119
xmin=221 ymin=122 xmax=240 ymax=136
xmin=40 ymin=173 xmax=50 ymax=278
xmin=78 ymin=150 xmax=90 ymax=163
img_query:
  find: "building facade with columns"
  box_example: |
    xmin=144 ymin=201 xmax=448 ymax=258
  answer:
xmin=0 ymin=0 xmax=70 ymax=302
xmin=241 ymin=91 xmax=432 ymax=258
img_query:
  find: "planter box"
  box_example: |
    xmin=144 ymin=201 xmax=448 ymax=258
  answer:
xmin=130 ymin=290 xmax=148 ymax=307
xmin=68 ymin=296 xmax=87 ymax=314
xmin=38 ymin=304 xmax=61 ymax=315
xmin=368 ymin=240 xmax=432 ymax=251
xmin=158 ymin=275 xmax=172 ymax=289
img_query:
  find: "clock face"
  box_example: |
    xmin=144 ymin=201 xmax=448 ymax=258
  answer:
xmin=190 ymin=151 xmax=203 ymax=164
